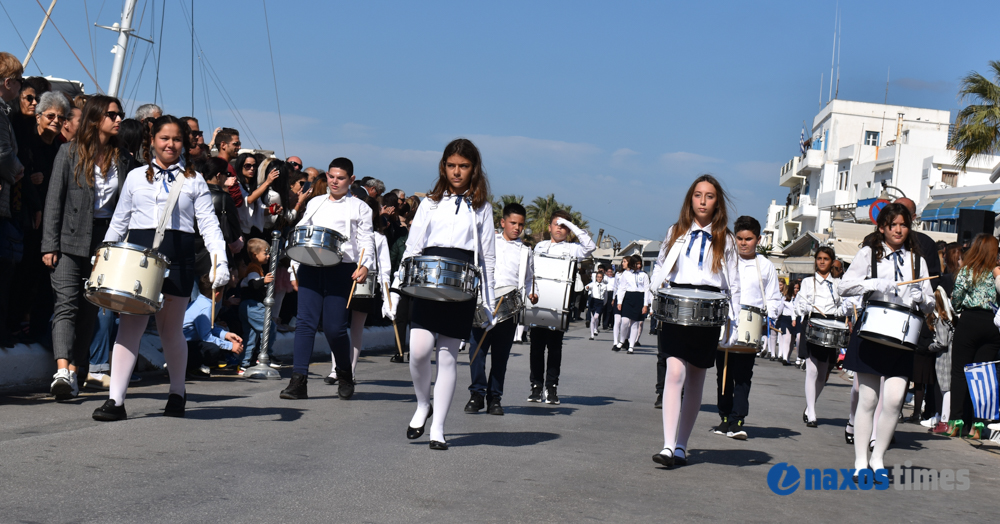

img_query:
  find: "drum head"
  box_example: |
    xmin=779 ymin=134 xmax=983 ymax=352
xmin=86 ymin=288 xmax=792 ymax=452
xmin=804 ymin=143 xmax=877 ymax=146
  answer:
xmin=286 ymin=245 xmax=343 ymax=267
xmin=85 ymin=290 xmax=160 ymax=315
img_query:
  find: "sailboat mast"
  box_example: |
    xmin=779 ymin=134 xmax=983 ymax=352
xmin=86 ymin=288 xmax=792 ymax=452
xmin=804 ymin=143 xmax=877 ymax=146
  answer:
xmin=108 ymin=0 xmax=139 ymax=97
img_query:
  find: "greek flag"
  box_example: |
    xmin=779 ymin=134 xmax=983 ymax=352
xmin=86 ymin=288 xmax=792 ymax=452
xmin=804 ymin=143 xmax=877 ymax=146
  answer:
xmin=799 ymin=125 xmax=806 ymax=155
xmin=964 ymin=361 xmax=1000 ymax=421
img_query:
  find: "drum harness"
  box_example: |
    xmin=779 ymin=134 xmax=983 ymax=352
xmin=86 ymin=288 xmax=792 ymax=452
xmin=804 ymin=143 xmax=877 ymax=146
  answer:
xmin=152 ymin=173 xmax=186 ymax=254
xmin=860 ymin=247 xmax=921 ymax=333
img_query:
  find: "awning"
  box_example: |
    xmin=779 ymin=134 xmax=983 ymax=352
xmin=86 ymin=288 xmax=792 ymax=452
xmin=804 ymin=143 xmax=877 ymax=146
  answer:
xmin=780 ymin=257 xmax=815 ymax=276
xmin=921 ymin=194 xmax=1000 ymax=221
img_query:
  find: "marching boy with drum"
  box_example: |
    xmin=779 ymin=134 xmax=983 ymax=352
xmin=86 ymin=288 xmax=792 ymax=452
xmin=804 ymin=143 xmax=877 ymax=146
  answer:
xmin=464 ymin=202 xmax=537 ymax=416
xmin=712 ymin=216 xmax=781 ymax=440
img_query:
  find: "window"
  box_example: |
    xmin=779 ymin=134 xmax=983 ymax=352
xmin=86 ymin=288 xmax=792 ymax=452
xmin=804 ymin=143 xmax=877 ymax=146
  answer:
xmin=942 ymin=171 xmax=958 ymax=187
xmin=865 ymin=131 xmax=880 ymax=146
xmin=838 ymin=170 xmax=849 ymax=191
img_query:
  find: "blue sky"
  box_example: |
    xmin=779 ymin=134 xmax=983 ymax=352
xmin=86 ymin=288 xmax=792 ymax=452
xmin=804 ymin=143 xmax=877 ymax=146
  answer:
xmin=1 ymin=0 xmax=994 ymax=242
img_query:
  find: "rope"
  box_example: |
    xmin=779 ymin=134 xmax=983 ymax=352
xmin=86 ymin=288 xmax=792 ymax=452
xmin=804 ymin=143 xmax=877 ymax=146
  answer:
xmin=32 ymin=0 xmax=103 ymax=93
xmin=153 ymin=0 xmax=165 ymax=105
xmin=261 ymin=0 xmax=286 ymax=158
xmin=0 ymin=0 xmax=39 ymax=73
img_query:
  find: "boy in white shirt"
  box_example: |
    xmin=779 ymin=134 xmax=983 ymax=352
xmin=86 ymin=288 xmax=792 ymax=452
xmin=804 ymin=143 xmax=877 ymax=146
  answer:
xmin=584 ymin=271 xmax=607 ymax=339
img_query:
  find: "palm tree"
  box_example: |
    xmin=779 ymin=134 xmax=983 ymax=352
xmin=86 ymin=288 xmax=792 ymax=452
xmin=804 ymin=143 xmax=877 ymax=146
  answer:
xmin=492 ymin=194 xmax=524 ymax=228
xmin=950 ymin=60 xmax=1000 ymax=172
xmin=525 ymin=193 xmax=590 ymax=242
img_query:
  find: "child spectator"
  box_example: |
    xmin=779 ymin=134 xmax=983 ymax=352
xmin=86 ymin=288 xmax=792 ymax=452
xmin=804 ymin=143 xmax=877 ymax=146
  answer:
xmin=239 ymin=238 xmax=277 ymax=373
xmin=183 ymin=274 xmax=244 ymax=376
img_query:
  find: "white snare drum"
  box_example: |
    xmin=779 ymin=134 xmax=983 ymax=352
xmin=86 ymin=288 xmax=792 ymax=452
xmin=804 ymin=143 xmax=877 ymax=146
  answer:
xmin=475 ymin=286 xmax=525 ymax=327
xmin=722 ymin=305 xmax=764 ymax=353
xmin=859 ymin=300 xmax=924 ymax=351
xmin=805 ymin=317 xmax=850 ymax=349
xmin=286 ymin=225 xmax=347 ymax=267
xmin=399 ymin=256 xmax=481 ymax=302
xmin=85 ymin=242 xmax=170 ymax=315
xmin=352 ymin=274 xmax=377 ymax=300
xmin=651 ymin=287 xmax=729 ymax=327
xmin=524 ymin=253 xmax=577 ymax=331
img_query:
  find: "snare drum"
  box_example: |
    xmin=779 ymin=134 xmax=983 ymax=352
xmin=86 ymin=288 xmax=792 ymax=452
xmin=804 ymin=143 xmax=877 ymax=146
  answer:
xmin=352 ymin=274 xmax=377 ymax=299
xmin=524 ymin=253 xmax=577 ymax=331
xmin=475 ymin=286 xmax=525 ymax=327
xmin=858 ymin=300 xmax=924 ymax=350
xmin=399 ymin=256 xmax=481 ymax=302
xmin=85 ymin=242 xmax=170 ymax=315
xmin=286 ymin=225 xmax=347 ymax=267
xmin=805 ymin=317 xmax=850 ymax=349
xmin=721 ymin=305 xmax=764 ymax=353
xmin=651 ymin=288 xmax=729 ymax=327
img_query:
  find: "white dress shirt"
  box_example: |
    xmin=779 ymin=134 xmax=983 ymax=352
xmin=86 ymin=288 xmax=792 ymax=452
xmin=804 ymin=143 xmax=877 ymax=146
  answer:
xmin=738 ymin=254 xmax=782 ymax=320
xmin=373 ymin=231 xmax=391 ymax=287
xmin=652 ymin=223 xmax=741 ymax=318
xmin=604 ymin=274 xmax=616 ymax=296
xmin=779 ymin=300 xmax=794 ymax=318
xmin=105 ymin=161 xmax=226 ymax=255
xmin=93 ymin=165 xmax=118 ymax=219
xmin=493 ymin=231 xmax=533 ymax=293
xmin=533 ymin=231 xmax=596 ymax=260
xmin=795 ymin=272 xmax=845 ymax=317
xmin=615 ymin=269 xmax=653 ymax=306
xmin=585 ymin=280 xmax=607 ymax=300
xmin=400 ymin=192 xmax=496 ymax=306
xmin=839 ymin=244 xmax=934 ymax=314
xmin=289 ymin=193 xmax=376 ymax=279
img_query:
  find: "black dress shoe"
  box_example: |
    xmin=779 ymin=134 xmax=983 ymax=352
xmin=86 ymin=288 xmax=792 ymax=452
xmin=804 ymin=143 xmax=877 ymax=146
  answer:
xmin=429 ymin=440 xmax=449 ymax=450
xmin=802 ymin=409 xmax=808 ymax=424
xmin=280 ymin=372 xmax=308 ymax=400
xmin=163 ymin=393 xmax=186 ymax=417
xmin=389 ymin=353 xmax=405 ymax=363
xmin=407 ymin=407 xmax=433 ymax=440
xmin=652 ymin=450 xmax=674 ymax=467
xmin=806 ymin=419 xmax=818 ymax=428
xmin=487 ymin=399 xmax=504 ymax=416
xmin=673 ymin=447 xmax=688 ymax=466
xmin=324 ymin=375 xmax=338 ymax=385
xmin=92 ymin=399 xmax=127 ymax=421
xmin=845 ymin=423 xmax=855 ymax=445
xmin=654 ymin=393 xmax=663 ymax=409
xmin=336 ymin=369 xmax=355 ymax=400
xmin=465 ymin=393 xmax=485 ymax=413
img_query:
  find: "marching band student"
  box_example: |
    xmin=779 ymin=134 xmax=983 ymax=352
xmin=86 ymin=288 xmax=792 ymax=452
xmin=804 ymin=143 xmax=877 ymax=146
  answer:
xmin=611 ymin=256 xmax=629 ymax=351
xmin=92 ymin=115 xmax=229 ymax=421
xmin=584 ymin=270 xmax=606 ymax=340
xmin=615 ymin=254 xmax=651 ymax=354
xmin=390 ymin=138 xmax=496 ymax=450
xmin=712 ymin=216 xmax=781 ymax=440
xmin=649 ymin=174 xmax=740 ymax=468
xmin=327 ymin=194 xmax=392 ymax=384
xmin=794 ymin=246 xmax=846 ymax=427
xmin=602 ymin=266 xmax=616 ymax=331
xmin=464 ymin=202 xmax=536 ymax=416
xmin=775 ymin=279 xmax=794 ymax=365
xmin=839 ymin=203 xmax=934 ymax=475
xmin=281 ymin=157 xmax=375 ymax=401
xmin=528 ymin=209 xmax=596 ymax=405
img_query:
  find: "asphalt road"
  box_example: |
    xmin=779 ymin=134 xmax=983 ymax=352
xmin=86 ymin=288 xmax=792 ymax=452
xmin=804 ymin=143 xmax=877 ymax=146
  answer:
xmin=1 ymin=323 xmax=997 ymax=523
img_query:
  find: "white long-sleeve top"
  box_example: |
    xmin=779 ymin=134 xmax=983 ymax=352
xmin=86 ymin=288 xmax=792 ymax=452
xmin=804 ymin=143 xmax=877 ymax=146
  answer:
xmin=838 ymin=244 xmax=934 ymax=314
xmin=494 ymin=231 xmax=533 ymax=294
xmin=795 ymin=272 xmax=846 ymax=318
xmin=105 ymin=161 xmax=225 ymax=255
xmin=585 ymin=280 xmax=607 ymax=300
xmin=399 ymin=193 xmax=496 ymax=307
xmin=603 ymin=274 xmax=616 ymax=295
xmin=373 ymin=231 xmax=391 ymax=287
xmin=738 ymin=254 xmax=782 ymax=320
xmin=289 ymin=193 xmax=375 ymax=279
xmin=615 ymin=269 xmax=653 ymax=306
xmin=779 ymin=299 xmax=795 ymax=318
xmin=651 ymin=223 xmax=741 ymax=319
xmin=533 ymin=229 xmax=596 ymax=260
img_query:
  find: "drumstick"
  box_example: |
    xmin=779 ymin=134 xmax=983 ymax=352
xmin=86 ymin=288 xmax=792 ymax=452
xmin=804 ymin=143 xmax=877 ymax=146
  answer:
xmin=812 ymin=305 xmax=827 ymax=318
xmin=470 ymin=296 xmax=506 ymax=363
xmin=211 ymin=254 xmax=218 ymax=329
xmin=895 ymin=275 xmax=938 ymax=286
xmin=721 ymin=348 xmax=730 ymax=395
xmin=385 ymin=282 xmax=403 ymax=357
xmin=346 ymin=248 xmax=366 ymax=309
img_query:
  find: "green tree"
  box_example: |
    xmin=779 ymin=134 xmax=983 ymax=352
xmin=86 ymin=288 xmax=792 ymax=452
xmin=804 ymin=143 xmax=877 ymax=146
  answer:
xmin=525 ymin=193 xmax=590 ymax=242
xmin=950 ymin=60 xmax=1000 ymax=172
xmin=492 ymin=194 xmax=524 ymax=228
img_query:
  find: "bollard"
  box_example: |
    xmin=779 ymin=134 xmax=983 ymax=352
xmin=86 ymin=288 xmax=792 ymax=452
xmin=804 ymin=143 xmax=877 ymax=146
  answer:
xmin=245 ymin=230 xmax=283 ymax=379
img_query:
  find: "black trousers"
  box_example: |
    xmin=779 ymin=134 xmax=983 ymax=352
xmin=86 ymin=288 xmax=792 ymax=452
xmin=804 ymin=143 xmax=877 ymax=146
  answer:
xmin=602 ymin=295 xmax=614 ymax=329
xmin=716 ymin=351 xmax=755 ymax=423
xmin=187 ymin=340 xmax=227 ymax=370
xmin=529 ymin=327 xmax=564 ymax=388
xmin=950 ymin=309 xmax=1000 ymax=425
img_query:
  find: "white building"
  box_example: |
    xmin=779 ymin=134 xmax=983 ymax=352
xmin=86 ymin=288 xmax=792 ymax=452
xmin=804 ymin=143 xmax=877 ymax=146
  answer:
xmin=766 ymin=99 xmax=999 ymax=250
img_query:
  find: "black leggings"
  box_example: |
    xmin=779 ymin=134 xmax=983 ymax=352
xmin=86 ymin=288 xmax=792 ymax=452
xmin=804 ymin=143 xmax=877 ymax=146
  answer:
xmin=950 ymin=309 xmax=1000 ymax=424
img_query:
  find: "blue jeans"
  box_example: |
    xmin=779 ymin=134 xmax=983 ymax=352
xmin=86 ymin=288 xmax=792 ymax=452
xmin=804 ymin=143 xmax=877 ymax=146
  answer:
xmin=89 ymin=307 xmax=117 ymax=373
xmin=293 ymin=263 xmax=355 ymax=376
xmin=468 ymin=317 xmax=517 ymax=401
xmin=240 ymin=299 xmax=275 ymax=367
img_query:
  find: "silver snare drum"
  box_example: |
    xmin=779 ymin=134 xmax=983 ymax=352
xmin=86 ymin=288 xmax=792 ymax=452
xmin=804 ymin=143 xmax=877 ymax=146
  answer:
xmin=399 ymin=256 xmax=481 ymax=302
xmin=475 ymin=286 xmax=525 ymax=327
xmin=805 ymin=317 xmax=850 ymax=349
xmin=651 ymin=287 xmax=729 ymax=327
xmin=286 ymin=225 xmax=347 ymax=267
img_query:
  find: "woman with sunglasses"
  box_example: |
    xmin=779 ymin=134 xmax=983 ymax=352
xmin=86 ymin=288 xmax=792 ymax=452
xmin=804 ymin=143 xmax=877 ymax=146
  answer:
xmin=41 ymin=96 xmax=139 ymax=400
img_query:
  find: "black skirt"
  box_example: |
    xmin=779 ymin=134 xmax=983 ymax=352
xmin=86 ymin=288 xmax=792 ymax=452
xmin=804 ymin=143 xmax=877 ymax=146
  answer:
xmin=409 ymin=247 xmax=477 ymax=340
xmin=843 ymin=320 xmax=913 ymax=378
xmin=657 ymin=322 xmax=721 ymax=369
xmin=125 ymin=229 xmax=197 ymax=298
xmin=776 ymin=315 xmax=792 ymax=335
xmin=621 ymin=291 xmax=645 ymax=321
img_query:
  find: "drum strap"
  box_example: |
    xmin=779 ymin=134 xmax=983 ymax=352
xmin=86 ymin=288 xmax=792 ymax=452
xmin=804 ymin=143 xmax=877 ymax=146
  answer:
xmin=754 ymin=255 xmax=767 ymax=317
xmin=647 ymin=231 xmax=686 ymax=293
xmin=153 ymin=175 xmax=187 ymax=252
xmin=517 ymin=243 xmax=529 ymax=297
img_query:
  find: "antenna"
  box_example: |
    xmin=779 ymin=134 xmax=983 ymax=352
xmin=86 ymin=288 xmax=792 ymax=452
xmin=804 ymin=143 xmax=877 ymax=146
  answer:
xmin=828 ymin=3 xmax=837 ymax=103
xmin=819 ymin=73 xmax=823 ymax=112
xmin=834 ymin=13 xmax=841 ymax=100
xmin=876 ymin=67 xmax=889 ymax=160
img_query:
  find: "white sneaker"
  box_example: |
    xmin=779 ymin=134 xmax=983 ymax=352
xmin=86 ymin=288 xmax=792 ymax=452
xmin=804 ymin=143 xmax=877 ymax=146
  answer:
xmin=50 ymin=368 xmax=73 ymax=400
xmin=68 ymin=370 xmax=79 ymax=398
xmin=920 ymin=414 xmax=940 ymax=428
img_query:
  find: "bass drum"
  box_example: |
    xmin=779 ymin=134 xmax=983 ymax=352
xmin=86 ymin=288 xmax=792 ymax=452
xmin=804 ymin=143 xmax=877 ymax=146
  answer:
xmin=524 ymin=253 xmax=577 ymax=331
xmin=85 ymin=242 xmax=170 ymax=315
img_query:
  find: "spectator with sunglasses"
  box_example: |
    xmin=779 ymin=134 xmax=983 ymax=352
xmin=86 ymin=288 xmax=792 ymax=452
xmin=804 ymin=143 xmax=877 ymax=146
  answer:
xmin=182 ymin=116 xmax=206 ymax=158
xmin=286 ymin=156 xmax=303 ymax=172
xmin=214 ymin=127 xmax=243 ymax=207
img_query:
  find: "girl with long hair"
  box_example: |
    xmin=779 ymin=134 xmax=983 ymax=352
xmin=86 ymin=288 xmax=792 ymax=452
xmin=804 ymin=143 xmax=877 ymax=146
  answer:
xmin=91 ymin=115 xmax=228 ymax=420
xmin=774 ymin=278 xmax=795 ymax=365
xmin=615 ymin=253 xmax=651 ymax=354
xmin=839 ymin=202 xmax=934 ymax=475
xmin=946 ymin=233 xmax=1000 ymax=438
xmin=648 ymin=174 xmax=740 ymax=468
xmin=391 ymin=138 xmax=496 ymax=450
xmin=42 ymin=95 xmax=139 ymax=400
xmin=611 ymin=256 xmax=630 ymax=351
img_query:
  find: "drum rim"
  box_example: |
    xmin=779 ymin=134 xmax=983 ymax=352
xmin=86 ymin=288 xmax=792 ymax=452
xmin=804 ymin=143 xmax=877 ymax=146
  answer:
xmin=865 ymin=299 xmax=925 ymax=318
xmin=98 ymin=241 xmax=171 ymax=265
xmin=84 ymin=287 xmax=161 ymax=315
xmin=285 ymin=245 xmax=344 ymax=267
xmin=740 ymin=304 xmax=764 ymax=314
xmin=406 ymin=255 xmax=482 ymax=273
xmin=858 ymin=331 xmax=916 ymax=350
xmin=291 ymin=224 xmax=348 ymax=242
xmin=655 ymin=289 xmax=728 ymax=300
xmin=398 ymin=284 xmax=476 ymax=302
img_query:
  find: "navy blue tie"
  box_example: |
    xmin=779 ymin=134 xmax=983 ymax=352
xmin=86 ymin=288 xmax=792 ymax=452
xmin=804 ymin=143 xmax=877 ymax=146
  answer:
xmin=454 ymin=194 xmax=470 ymax=214
xmin=889 ymin=251 xmax=904 ymax=281
xmin=154 ymin=164 xmax=176 ymax=192
xmin=823 ymin=279 xmax=835 ymax=298
xmin=686 ymin=230 xmax=712 ymax=269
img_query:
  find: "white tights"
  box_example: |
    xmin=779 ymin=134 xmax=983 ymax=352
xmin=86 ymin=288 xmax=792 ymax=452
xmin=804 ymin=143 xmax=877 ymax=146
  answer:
xmin=620 ymin=317 xmax=642 ymax=348
xmin=331 ymin=311 xmax=367 ymax=377
xmin=854 ymin=373 xmax=907 ymax=471
xmin=590 ymin=311 xmax=600 ymax=335
xmin=613 ymin=314 xmax=622 ymax=344
xmin=660 ymin=356 xmax=706 ymax=453
xmin=848 ymin=374 xmax=886 ymax=441
xmin=778 ymin=332 xmax=792 ymax=361
xmin=804 ymin=356 xmax=829 ymax=421
xmin=408 ymin=328 xmax=462 ymax=443
xmin=108 ymin=295 xmax=189 ymax=406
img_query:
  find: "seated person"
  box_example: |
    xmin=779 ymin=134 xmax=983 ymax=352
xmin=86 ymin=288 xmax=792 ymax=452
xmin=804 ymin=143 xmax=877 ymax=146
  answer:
xmin=183 ymin=274 xmax=244 ymax=376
